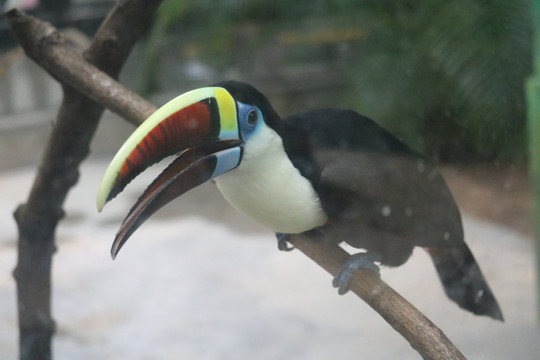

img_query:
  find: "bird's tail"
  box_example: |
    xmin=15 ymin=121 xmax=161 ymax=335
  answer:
xmin=426 ymin=243 xmax=503 ymax=321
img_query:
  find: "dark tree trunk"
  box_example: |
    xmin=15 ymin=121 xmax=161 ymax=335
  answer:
xmin=6 ymin=2 xmax=163 ymax=359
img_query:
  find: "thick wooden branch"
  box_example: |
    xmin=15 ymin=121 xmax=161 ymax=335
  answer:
xmin=6 ymin=2 xmax=162 ymax=360
xmin=5 ymin=8 xmax=155 ymax=126
xmin=7 ymin=6 xmax=466 ymax=360
xmin=289 ymin=234 xmax=465 ymax=360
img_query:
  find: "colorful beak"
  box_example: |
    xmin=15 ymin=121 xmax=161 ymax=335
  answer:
xmin=97 ymin=87 xmax=242 ymax=258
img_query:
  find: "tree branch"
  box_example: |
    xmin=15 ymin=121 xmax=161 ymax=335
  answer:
xmin=7 ymin=6 xmax=466 ymax=360
xmin=5 ymin=8 xmax=155 ymax=126
xmin=6 ymin=2 xmax=162 ymax=360
xmin=289 ymin=234 xmax=465 ymax=360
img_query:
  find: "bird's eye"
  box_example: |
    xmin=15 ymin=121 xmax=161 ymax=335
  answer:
xmin=247 ymin=109 xmax=258 ymax=126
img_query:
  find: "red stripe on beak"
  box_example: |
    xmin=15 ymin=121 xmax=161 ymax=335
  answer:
xmin=118 ymin=101 xmax=212 ymax=180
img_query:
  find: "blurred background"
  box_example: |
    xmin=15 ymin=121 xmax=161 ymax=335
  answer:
xmin=0 ymin=0 xmax=532 ymax=165
xmin=0 ymin=0 xmax=537 ymax=359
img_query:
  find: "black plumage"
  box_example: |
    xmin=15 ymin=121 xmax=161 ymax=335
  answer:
xmin=218 ymin=80 xmax=503 ymax=320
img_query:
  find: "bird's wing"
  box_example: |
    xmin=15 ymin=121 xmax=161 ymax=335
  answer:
xmin=315 ymin=149 xmax=463 ymax=247
xmin=284 ymin=109 xmax=463 ymax=249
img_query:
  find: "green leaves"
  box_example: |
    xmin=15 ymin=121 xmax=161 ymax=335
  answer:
xmin=350 ymin=0 xmax=532 ymax=161
xmin=147 ymin=0 xmax=532 ymax=161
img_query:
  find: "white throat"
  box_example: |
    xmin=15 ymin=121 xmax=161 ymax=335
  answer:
xmin=214 ymin=123 xmax=327 ymax=233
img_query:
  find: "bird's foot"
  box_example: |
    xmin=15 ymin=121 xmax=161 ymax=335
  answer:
xmin=276 ymin=233 xmax=294 ymax=251
xmin=333 ymin=252 xmax=382 ymax=295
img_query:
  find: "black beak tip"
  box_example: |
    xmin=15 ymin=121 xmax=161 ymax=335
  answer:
xmin=110 ymin=236 xmax=124 ymax=260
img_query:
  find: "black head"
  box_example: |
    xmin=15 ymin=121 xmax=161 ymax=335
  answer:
xmin=214 ymin=80 xmax=319 ymax=186
xmin=213 ymin=80 xmax=285 ymax=132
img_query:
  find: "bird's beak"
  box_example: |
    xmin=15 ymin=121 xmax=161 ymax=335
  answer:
xmin=96 ymin=87 xmax=242 ymax=258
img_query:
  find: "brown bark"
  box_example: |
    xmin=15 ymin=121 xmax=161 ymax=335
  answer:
xmin=289 ymin=234 xmax=466 ymax=360
xmin=6 ymin=2 xmax=163 ymax=359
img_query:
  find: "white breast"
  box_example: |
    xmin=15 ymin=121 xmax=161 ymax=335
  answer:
xmin=214 ymin=124 xmax=328 ymax=234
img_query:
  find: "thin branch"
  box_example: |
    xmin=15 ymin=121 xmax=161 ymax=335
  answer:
xmin=6 ymin=2 xmax=162 ymax=360
xmin=7 ymin=7 xmax=466 ymax=360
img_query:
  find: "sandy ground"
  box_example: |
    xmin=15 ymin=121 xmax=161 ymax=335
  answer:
xmin=0 ymin=159 xmax=539 ymax=359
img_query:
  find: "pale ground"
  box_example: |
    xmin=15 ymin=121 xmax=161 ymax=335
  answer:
xmin=0 ymin=160 xmax=538 ymax=359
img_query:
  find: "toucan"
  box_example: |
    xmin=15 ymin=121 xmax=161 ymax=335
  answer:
xmin=97 ymin=80 xmax=503 ymax=321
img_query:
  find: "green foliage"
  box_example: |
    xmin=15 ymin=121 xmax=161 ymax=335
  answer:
xmin=349 ymin=0 xmax=532 ymax=161
xmin=142 ymin=0 xmax=532 ymax=162
xmin=138 ymin=0 xmax=192 ymax=94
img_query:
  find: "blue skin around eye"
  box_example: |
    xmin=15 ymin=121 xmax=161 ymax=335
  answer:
xmin=209 ymin=102 xmax=261 ymax=179
xmin=237 ymin=102 xmax=263 ymax=142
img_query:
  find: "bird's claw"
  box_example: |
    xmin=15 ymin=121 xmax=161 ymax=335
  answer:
xmin=333 ymin=252 xmax=381 ymax=295
xmin=276 ymin=233 xmax=294 ymax=251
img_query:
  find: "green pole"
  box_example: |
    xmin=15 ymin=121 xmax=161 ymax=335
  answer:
xmin=526 ymin=0 xmax=540 ymax=322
